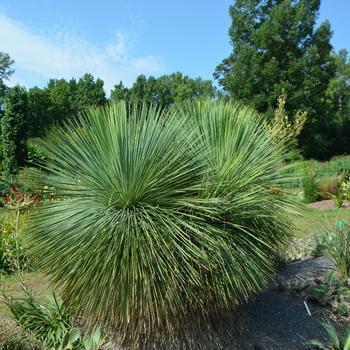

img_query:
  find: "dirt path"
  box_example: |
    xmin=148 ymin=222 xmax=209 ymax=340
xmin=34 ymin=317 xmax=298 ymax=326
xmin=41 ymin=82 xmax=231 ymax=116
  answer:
xmin=307 ymin=199 xmax=350 ymax=210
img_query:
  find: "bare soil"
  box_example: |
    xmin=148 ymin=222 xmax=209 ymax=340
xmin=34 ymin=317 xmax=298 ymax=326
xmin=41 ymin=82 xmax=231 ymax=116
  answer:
xmin=307 ymin=199 xmax=350 ymax=210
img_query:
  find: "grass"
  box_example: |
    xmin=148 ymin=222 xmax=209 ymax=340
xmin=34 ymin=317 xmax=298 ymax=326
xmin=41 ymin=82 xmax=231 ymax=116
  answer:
xmin=0 ymin=272 xmax=50 ymax=317
xmin=0 ymin=207 xmax=10 ymax=221
xmin=293 ymin=206 xmax=350 ymax=238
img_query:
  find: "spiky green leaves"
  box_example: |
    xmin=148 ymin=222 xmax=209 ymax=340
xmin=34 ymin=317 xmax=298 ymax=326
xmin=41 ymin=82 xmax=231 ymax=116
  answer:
xmin=27 ymin=101 xmax=296 ymax=342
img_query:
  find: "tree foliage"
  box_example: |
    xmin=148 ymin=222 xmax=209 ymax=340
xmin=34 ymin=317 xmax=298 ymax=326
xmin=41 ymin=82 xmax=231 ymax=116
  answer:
xmin=215 ymin=0 xmax=336 ymax=159
xmin=326 ymin=49 xmax=350 ymax=155
xmin=0 ymin=52 xmax=15 ymax=116
xmin=27 ymin=101 xmax=296 ymax=346
xmin=1 ymin=86 xmax=28 ymax=175
xmin=0 ymin=52 xmax=14 ymax=81
xmin=110 ymin=72 xmax=217 ymax=108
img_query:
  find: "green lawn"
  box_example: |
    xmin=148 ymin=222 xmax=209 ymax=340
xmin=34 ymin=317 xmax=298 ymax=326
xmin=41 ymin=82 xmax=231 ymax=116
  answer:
xmin=293 ymin=206 xmax=350 ymax=238
xmin=0 ymin=272 xmax=51 ymax=317
xmin=0 ymin=207 xmax=10 ymax=221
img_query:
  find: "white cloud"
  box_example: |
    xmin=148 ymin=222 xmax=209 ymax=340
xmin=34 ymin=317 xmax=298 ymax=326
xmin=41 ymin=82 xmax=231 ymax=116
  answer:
xmin=0 ymin=14 xmax=164 ymax=91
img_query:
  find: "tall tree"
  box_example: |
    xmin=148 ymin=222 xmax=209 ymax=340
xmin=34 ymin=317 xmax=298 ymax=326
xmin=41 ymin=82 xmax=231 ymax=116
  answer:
xmin=27 ymin=87 xmax=53 ymax=138
xmin=110 ymin=81 xmax=129 ymax=102
xmin=76 ymin=73 xmax=106 ymax=109
xmin=215 ymin=0 xmax=336 ymax=159
xmin=326 ymin=49 xmax=350 ymax=154
xmin=0 ymin=52 xmax=15 ymax=116
xmin=0 ymin=52 xmax=14 ymax=81
xmin=1 ymin=86 xmax=28 ymax=175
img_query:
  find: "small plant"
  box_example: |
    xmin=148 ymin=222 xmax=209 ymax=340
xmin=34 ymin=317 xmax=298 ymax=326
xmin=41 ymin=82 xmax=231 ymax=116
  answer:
xmin=341 ymin=179 xmax=350 ymax=200
xmin=311 ymin=271 xmax=349 ymax=317
xmin=311 ymin=233 xmax=331 ymax=258
xmin=4 ymin=287 xmax=104 ymax=350
xmin=329 ymin=191 xmax=346 ymax=208
xmin=306 ymin=319 xmax=350 ymax=349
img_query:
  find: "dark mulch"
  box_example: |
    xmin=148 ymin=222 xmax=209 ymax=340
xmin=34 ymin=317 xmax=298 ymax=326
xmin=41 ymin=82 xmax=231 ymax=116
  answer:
xmin=222 ymin=258 xmax=339 ymax=350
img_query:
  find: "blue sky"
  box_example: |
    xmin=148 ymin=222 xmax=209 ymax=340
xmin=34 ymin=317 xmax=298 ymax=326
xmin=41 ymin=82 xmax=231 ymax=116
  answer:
xmin=0 ymin=0 xmax=349 ymax=92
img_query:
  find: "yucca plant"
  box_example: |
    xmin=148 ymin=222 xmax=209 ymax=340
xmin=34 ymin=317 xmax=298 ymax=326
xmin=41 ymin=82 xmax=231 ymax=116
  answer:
xmin=320 ymin=221 xmax=350 ymax=279
xmin=26 ymin=101 xmax=297 ymax=345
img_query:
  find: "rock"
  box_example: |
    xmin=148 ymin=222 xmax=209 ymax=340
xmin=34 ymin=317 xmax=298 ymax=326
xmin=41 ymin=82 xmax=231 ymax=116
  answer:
xmin=271 ymin=257 xmax=336 ymax=294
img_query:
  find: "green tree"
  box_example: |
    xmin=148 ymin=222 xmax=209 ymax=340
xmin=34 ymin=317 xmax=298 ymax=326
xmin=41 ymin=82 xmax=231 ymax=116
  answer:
xmin=0 ymin=52 xmax=14 ymax=81
xmin=326 ymin=49 xmax=350 ymax=155
xmin=110 ymin=81 xmax=129 ymax=102
xmin=1 ymin=86 xmax=28 ymax=175
xmin=215 ymin=0 xmax=336 ymax=159
xmin=27 ymin=87 xmax=54 ymax=138
xmin=76 ymin=73 xmax=106 ymax=109
xmin=111 ymin=72 xmax=217 ymax=109
xmin=47 ymin=78 xmax=79 ymax=124
xmin=0 ymin=52 xmax=15 ymax=115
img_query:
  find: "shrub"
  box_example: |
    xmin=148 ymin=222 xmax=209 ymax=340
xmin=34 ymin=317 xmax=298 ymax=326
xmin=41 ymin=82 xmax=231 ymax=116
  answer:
xmin=302 ymin=175 xmax=318 ymax=203
xmin=307 ymin=156 xmax=350 ymax=180
xmin=318 ymin=175 xmax=339 ymax=199
xmin=26 ymin=101 xmax=297 ymax=344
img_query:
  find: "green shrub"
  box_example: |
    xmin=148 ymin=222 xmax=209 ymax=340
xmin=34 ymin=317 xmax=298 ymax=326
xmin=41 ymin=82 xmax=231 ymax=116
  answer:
xmin=302 ymin=175 xmax=318 ymax=203
xmin=5 ymin=291 xmax=72 ymax=347
xmin=26 ymin=101 xmax=297 ymax=344
xmin=307 ymin=156 xmax=350 ymax=180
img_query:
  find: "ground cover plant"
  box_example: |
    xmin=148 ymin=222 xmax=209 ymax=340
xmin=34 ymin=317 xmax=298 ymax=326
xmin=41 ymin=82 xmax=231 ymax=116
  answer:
xmin=4 ymin=287 xmax=104 ymax=350
xmin=24 ymin=101 xmax=298 ymax=345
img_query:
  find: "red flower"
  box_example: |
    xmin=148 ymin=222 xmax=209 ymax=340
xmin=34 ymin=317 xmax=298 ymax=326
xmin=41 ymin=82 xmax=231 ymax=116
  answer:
xmin=33 ymin=195 xmax=41 ymax=204
xmin=11 ymin=184 xmax=19 ymax=192
xmin=3 ymin=195 xmax=9 ymax=205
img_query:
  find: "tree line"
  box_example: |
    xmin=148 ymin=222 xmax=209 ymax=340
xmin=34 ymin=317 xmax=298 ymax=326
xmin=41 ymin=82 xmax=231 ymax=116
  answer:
xmin=0 ymin=65 xmax=216 ymax=175
xmin=1 ymin=0 xmax=350 ymax=176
